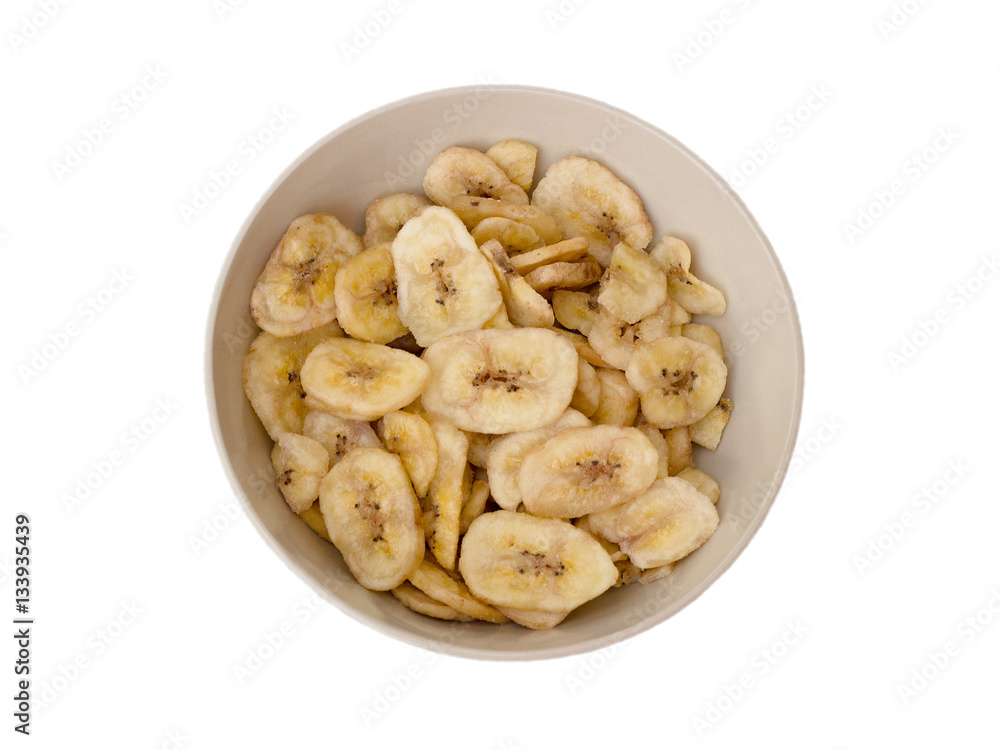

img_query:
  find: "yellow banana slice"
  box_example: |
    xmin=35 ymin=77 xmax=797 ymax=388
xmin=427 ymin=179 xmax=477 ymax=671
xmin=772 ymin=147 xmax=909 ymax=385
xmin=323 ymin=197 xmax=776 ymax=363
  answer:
xmin=421 ymin=417 xmax=468 ymax=570
xmin=634 ymin=424 xmax=670 ymax=479
xmin=300 ymin=339 xmax=430 ymax=421
xmin=485 ymin=139 xmax=538 ymax=192
xmin=486 ymin=408 xmax=592 ymax=512
xmin=471 ymin=217 xmax=541 ymax=254
xmin=597 ymin=242 xmax=668 ymax=324
xmin=625 ymin=337 xmax=727 ymax=429
xmin=551 ymin=289 xmax=600 ymax=335
xmin=664 ymin=426 xmax=694 ymax=475
xmin=449 ymin=196 xmax=562 ymax=245
xmin=460 ymin=470 xmax=491 ymax=535
xmin=363 ymin=193 xmax=432 ymax=247
xmin=270 ymin=433 xmax=329 ymax=513
xmin=614 ymin=477 xmax=720 ymax=569
xmin=496 ymin=607 xmax=568 ymax=630
xmin=375 ymin=410 xmax=438 ymax=497
xmin=391 ymin=206 xmax=503 ymax=347
xmin=689 ymin=397 xmax=733 ymax=450
xmin=532 ymin=156 xmax=653 ymax=267
xmin=332 ymin=243 xmax=409 ymax=344
xmin=241 ymin=322 xmax=343 ymax=441
xmin=423 ymin=146 xmax=528 ymax=207
xmin=250 ymin=213 xmax=363 ymax=336
xmin=458 ymin=510 xmax=618 ymax=612
xmin=391 ymin=581 xmax=473 ymax=622
xmin=591 ymin=368 xmax=639 ymax=427
xmin=648 ymin=236 xmax=726 ymax=316
xmin=570 ymin=359 xmax=601 ymax=418
xmin=519 ymin=425 xmax=659 ymax=518
xmin=420 ymin=328 xmax=579 ymax=434
xmin=507 ymin=237 xmax=591 ymax=274
xmin=302 ymin=410 xmax=381 ymax=466
xmin=681 ymin=323 xmax=723 ymax=357
xmin=318 ymin=448 xmax=424 ymax=590
xmin=479 ymin=239 xmax=554 ymax=328
xmin=524 ymin=259 xmax=603 ymax=295
xmin=298 ymin=502 xmax=332 ymax=542
xmin=408 ymin=555 xmax=509 ymax=623
xmin=675 ymin=467 xmax=721 ymax=504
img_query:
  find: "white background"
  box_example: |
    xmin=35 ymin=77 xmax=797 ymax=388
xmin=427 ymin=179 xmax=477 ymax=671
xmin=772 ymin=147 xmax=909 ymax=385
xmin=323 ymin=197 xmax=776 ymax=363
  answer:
xmin=4 ymin=0 xmax=999 ymax=746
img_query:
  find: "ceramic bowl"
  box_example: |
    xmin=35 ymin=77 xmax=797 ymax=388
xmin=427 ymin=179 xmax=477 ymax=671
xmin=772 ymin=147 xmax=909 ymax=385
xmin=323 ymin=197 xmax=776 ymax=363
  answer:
xmin=206 ymin=85 xmax=804 ymax=660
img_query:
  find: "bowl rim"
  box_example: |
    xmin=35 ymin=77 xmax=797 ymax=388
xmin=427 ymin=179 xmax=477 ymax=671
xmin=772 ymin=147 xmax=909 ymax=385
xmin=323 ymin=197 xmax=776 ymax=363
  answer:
xmin=205 ymin=83 xmax=805 ymax=661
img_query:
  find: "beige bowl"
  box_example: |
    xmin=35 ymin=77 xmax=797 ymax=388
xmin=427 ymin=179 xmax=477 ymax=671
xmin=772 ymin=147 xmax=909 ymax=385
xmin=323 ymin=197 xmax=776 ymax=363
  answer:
xmin=206 ymin=85 xmax=804 ymax=660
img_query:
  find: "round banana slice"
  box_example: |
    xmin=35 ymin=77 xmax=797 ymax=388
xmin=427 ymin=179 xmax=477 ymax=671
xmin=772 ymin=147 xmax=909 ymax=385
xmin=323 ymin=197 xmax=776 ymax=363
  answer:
xmin=242 ymin=323 xmax=344 ymax=441
xmin=421 ymin=417 xmax=468 ymax=571
xmin=615 ymin=477 xmax=720 ymax=569
xmin=420 ymin=328 xmax=579 ymax=434
xmin=531 ymin=157 xmax=652 ymax=267
xmin=318 ymin=448 xmax=424 ymax=591
xmin=597 ymin=242 xmax=667 ymax=324
xmin=648 ymin=236 xmax=726 ymax=316
xmin=675 ymin=467 xmax=721 ymax=504
xmin=519 ymin=425 xmax=658 ymax=518
xmin=303 ymin=410 xmax=381 ymax=467
xmin=375 ymin=410 xmax=438 ymax=497
xmin=485 ymin=139 xmax=538 ymax=192
xmin=423 ymin=146 xmax=528 ymax=207
xmin=391 ymin=581 xmax=473 ymax=622
xmin=458 ymin=510 xmax=618 ymax=612
xmin=270 ymin=433 xmax=329 ymax=513
xmin=363 ymin=193 xmax=432 ymax=247
xmin=250 ymin=213 xmax=364 ymax=336
xmin=551 ymin=289 xmax=600 ymax=335
xmin=408 ymin=555 xmax=509 ymax=623
xmin=479 ymin=239 xmax=554 ymax=328
xmin=471 ymin=217 xmax=541 ymax=254
xmin=625 ymin=337 xmax=728 ymax=430
xmin=486 ymin=408 xmax=592 ymax=511
xmin=496 ymin=607 xmax=568 ymax=630
xmin=333 ymin=243 xmax=409 ymax=344
xmin=391 ymin=206 xmax=503 ymax=347
xmin=300 ymin=339 xmax=430 ymax=421
xmin=449 ymin=196 xmax=562 ymax=245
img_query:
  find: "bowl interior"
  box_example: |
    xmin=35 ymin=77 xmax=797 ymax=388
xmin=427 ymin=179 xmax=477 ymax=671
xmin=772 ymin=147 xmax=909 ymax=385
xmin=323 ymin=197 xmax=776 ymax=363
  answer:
xmin=207 ymin=85 xmax=803 ymax=660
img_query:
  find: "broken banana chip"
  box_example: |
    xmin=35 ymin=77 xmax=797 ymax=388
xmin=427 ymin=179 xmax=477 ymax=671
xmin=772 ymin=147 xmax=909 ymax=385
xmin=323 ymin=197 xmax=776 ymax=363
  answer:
xmin=242 ymin=139 xmax=738 ymax=630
